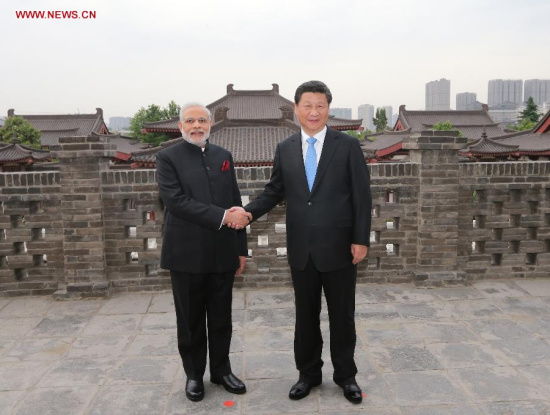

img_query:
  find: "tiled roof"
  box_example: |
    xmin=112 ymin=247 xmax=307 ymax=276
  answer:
xmin=464 ymin=133 xmax=519 ymax=155
xmin=210 ymin=126 xmax=297 ymax=164
xmin=0 ymin=141 xmax=52 ymax=164
xmin=327 ymin=117 xmax=363 ymax=129
xmin=397 ymin=105 xmax=504 ymax=139
xmin=495 ymin=132 xmax=550 ymax=152
xmin=142 ymin=85 xmax=362 ymax=134
xmin=131 ymin=124 xmax=298 ymax=167
xmin=142 ymin=117 xmax=178 ymax=131
xmin=208 ymin=84 xmax=294 ymax=120
xmin=8 ymin=108 xmax=109 ymax=147
xmin=109 ymin=135 xmax=151 ymax=154
xmin=462 ymin=112 xmax=550 ymax=157
xmin=361 ymin=130 xmax=410 ymax=151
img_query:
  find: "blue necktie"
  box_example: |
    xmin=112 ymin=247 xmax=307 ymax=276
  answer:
xmin=305 ymin=137 xmax=318 ymax=191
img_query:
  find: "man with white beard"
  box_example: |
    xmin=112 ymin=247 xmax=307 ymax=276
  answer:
xmin=156 ymin=103 xmax=251 ymax=402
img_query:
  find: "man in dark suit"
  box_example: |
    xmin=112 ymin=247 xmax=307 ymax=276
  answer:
xmin=156 ymin=103 xmax=251 ymax=402
xmin=242 ymin=81 xmax=372 ymax=404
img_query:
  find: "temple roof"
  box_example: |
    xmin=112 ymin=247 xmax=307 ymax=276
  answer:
xmin=396 ymin=105 xmax=505 ymax=139
xmin=132 ymin=123 xmax=299 ymax=167
xmin=209 ymin=84 xmax=295 ymax=120
xmin=0 ymin=140 xmax=52 ymax=164
xmin=142 ymin=84 xmax=362 ymax=135
xmin=7 ymin=108 xmax=109 ymax=147
xmin=462 ymin=110 xmax=550 ymax=157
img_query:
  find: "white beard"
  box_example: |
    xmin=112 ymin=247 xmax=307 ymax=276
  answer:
xmin=182 ymin=130 xmax=210 ymax=147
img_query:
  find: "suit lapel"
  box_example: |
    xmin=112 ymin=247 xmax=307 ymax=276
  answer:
xmin=289 ymin=133 xmax=310 ymax=193
xmin=311 ymin=128 xmax=339 ymax=194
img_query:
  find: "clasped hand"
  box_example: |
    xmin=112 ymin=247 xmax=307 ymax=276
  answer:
xmin=223 ymin=206 xmax=252 ymax=229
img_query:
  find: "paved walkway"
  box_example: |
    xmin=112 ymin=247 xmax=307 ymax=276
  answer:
xmin=0 ymin=278 xmax=550 ymax=414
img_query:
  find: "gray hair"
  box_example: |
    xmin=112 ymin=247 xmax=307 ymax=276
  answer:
xmin=179 ymin=102 xmax=212 ymax=121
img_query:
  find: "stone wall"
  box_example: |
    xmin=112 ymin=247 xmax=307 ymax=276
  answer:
xmin=1 ymin=132 xmax=549 ymax=297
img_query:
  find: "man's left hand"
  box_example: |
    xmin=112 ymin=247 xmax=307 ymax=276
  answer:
xmin=236 ymin=256 xmax=246 ymax=275
xmin=351 ymin=244 xmax=368 ymax=265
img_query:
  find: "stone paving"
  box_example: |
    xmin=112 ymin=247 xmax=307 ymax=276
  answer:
xmin=1 ymin=278 xmax=550 ymax=414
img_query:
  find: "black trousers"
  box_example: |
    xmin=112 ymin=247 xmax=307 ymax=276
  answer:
xmin=170 ymin=270 xmax=235 ymax=380
xmin=291 ymin=258 xmax=357 ymax=384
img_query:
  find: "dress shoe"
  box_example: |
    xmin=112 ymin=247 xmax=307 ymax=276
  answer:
xmin=185 ymin=378 xmax=204 ymax=402
xmin=339 ymin=381 xmax=363 ymax=404
xmin=288 ymin=378 xmax=322 ymax=400
xmin=210 ymin=373 xmax=246 ymax=394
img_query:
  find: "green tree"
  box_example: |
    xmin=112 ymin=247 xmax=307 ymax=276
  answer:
xmin=0 ymin=116 xmax=42 ymax=148
xmin=129 ymin=101 xmax=181 ymax=146
xmin=432 ymin=121 xmax=454 ymax=131
xmin=431 ymin=121 xmax=464 ymax=137
xmin=373 ymin=108 xmax=388 ymax=132
xmin=519 ymin=97 xmax=540 ymax=124
xmin=507 ymin=118 xmax=537 ymax=132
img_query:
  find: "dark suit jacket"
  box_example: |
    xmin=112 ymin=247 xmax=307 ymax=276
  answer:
xmin=156 ymin=140 xmax=247 ymax=274
xmin=246 ymin=128 xmax=372 ymax=272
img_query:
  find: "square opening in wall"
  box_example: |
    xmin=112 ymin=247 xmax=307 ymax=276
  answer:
xmin=508 ymin=241 xmax=520 ymax=253
xmin=146 ymin=238 xmax=157 ymax=250
xmin=526 ymin=253 xmax=537 ymax=265
xmin=509 ymin=215 xmax=521 ymax=227
xmin=491 ymin=254 xmax=502 ymax=266
xmin=14 ymin=269 xmax=27 ymax=281
xmin=146 ymin=264 xmax=159 ymax=276
xmin=127 ymin=226 xmax=137 ymax=238
xmin=492 ymin=202 xmax=503 ymax=215
xmin=258 ymin=235 xmax=269 ymax=247
xmin=127 ymin=252 xmax=139 ymax=263
xmin=29 ymin=201 xmax=44 ymax=214
xmin=33 ymin=254 xmax=45 ymax=267
xmin=14 ymin=242 xmax=27 ymax=254
xmin=386 ymin=244 xmax=398 ymax=255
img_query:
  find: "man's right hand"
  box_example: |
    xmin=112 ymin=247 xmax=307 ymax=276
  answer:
xmin=224 ymin=207 xmax=252 ymax=229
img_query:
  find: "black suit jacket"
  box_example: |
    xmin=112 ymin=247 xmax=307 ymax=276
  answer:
xmin=246 ymin=128 xmax=372 ymax=272
xmin=156 ymin=140 xmax=247 ymax=274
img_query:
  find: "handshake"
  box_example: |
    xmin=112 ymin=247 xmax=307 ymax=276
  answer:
xmin=223 ymin=206 xmax=253 ymax=230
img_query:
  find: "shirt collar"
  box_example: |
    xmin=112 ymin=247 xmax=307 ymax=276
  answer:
xmin=301 ymin=126 xmax=327 ymax=145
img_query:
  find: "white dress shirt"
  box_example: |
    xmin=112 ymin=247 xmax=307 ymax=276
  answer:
xmin=301 ymin=126 xmax=327 ymax=165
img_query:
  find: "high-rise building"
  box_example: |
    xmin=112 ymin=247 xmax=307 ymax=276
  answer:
xmin=329 ymin=108 xmax=352 ymax=119
xmin=357 ymin=104 xmax=375 ymax=131
xmin=524 ymin=79 xmax=550 ymax=106
xmin=456 ymin=92 xmax=477 ymax=111
xmin=425 ymin=78 xmax=451 ymax=110
xmin=487 ymin=79 xmax=522 ymax=107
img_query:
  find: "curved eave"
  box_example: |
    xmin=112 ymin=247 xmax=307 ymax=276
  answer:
xmin=376 ymin=142 xmax=403 ymax=158
xmin=0 ymin=157 xmax=51 ymax=165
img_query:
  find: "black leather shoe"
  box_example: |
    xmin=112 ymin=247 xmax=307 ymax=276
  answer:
xmin=340 ymin=381 xmax=363 ymax=404
xmin=288 ymin=378 xmax=322 ymax=400
xmin=210 ymin=373 xmax=246 ymax=394
xmin=185 ymin=378 xmax=204 ymax=402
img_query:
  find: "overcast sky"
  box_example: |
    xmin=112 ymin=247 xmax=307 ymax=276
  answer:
xmin=2 ymin=0 xmax=549 ymax=121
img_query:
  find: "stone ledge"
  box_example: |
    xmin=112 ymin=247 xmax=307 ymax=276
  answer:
xmin=53 ymin=281 xmax=110 ymax=300
xmin=413 ymin=271 xmax=467 ymax=287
